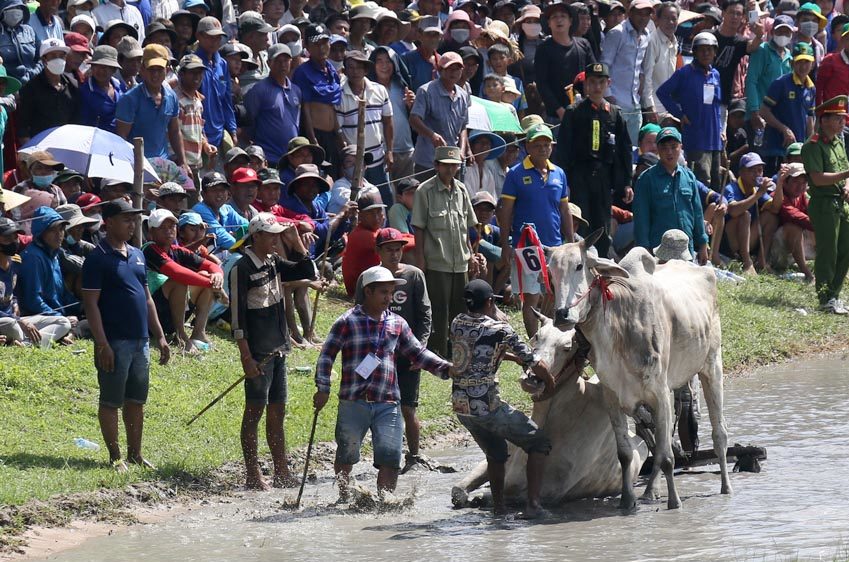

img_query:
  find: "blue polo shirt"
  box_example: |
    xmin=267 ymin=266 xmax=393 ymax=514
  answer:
xmin=762 ymin=72 xmax=815 ymax=157
xmin=402 ymin=48 xmax=439 ymax=91
xmin=81 ymin=240 xmax=149 ymax=340
xmin=197 ymin=49 xmax=237 ymax=147
xmin=501 ymin=156 xmax=570 ymax=247
xmin=722 ymin=178 xmax=775 ymax=218
xmin=115 ymin=83 xmax=179 ymax=159
xmin=243 ymin=76 xmax=302 ymax=164
xmin=655 ymin=63 xmax=723 ymax=152
xmin=292 ymin=59 xmax=342 ymax=105
xmin=78 ymin=77 xmax=123 ymax=133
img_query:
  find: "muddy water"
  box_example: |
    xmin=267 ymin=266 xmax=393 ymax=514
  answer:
xmin=38 ymin=358 xmax=849 ymax=562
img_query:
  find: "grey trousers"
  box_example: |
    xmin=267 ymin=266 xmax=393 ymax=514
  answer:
xmin=0 ymin=315 xmax=72 ymax=344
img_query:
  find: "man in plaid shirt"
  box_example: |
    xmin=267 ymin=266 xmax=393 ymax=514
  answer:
xmin=314 ymin=265 xmax=451 ymax=498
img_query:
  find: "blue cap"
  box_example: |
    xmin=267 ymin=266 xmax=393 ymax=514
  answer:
xmin=178 ymin=211 xmax=204 ymax=227
xmin=740 ymin=152 xmax=766 ymax=168
xmin=183 ymin=0 xmax=209 ymax=11
xmin=329 ymin=34 xmax=347 ymax=45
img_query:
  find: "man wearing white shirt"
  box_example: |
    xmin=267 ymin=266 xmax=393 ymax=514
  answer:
xmin=642 ymin=2 xmax=679 ymax=121
xmin=93 ymin=0 xmax=146 ymax=43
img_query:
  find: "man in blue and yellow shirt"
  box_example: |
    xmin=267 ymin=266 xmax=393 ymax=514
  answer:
xmin=498 ymin=124 xmax=573 ymax=337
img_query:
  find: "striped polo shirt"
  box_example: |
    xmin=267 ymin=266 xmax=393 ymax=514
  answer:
xmin=335 ymin=77 xmax=393 ymax=169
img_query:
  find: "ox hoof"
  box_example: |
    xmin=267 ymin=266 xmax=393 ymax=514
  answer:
xmin=667 ymin=498 xmax=682 ymax=510
xmin=451 ymin=486 xmax=469 ymax=508
xmin=721 ymin=483 xmax=733 ymax=496
xmin=618 ymin=496 xmax=637 ymax=512
xmin=641 ymin=489 xmax=661 ymax=501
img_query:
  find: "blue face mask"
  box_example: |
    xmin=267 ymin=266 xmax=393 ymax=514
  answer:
xmin=65 ymin=234 xmax=77 ymax=246
xmin=32 ymin=173 xmax=57 ymax=188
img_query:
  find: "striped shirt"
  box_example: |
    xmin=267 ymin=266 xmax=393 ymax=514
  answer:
xmin=335 ymin=77 xmax=392 ymax=169
xmin=316 ymin=305 xmax=450 ymax=403
xmin=173 ymin=84 xmax=205 ymax=168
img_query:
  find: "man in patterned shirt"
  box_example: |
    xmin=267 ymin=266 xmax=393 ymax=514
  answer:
xmin=450 ymin=279 xmax=554 ymax=518
xmin=314 ymin=265 xmax=451 ymax=499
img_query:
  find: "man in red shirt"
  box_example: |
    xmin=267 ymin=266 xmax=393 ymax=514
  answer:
xmin=144 ymin=209 xmax=227 ymax=352
xmin=816 ymin=23 xmax=849 ymax=146
xmin=776 ymin=162 xmax=815 ymax=281
xmin=342 ymin=191 xmax=414 ymax=295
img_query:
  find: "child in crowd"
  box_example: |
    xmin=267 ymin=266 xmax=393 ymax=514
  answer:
xmin=388 ymin=177 xmax=418 ymax=234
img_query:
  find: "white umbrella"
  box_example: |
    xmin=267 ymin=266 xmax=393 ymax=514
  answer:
xmin=20 ymin=124 xmax=161 ymax=184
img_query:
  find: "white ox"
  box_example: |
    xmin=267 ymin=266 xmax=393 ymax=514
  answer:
xmin=536 ymin=231 xmax=732 ymax=509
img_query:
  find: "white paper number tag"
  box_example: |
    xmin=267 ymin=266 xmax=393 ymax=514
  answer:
xmin=355 ymin=353 xmax=380 ymax=379
xmin=515 ymin=246 xmax=544 ymax=273
xmin=703 ymin=84 xmax=714 ymax=105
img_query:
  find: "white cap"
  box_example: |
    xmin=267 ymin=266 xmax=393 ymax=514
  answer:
xmin=41 ymin=37 xmax=71 ymax=57
xmin=248 ymin=212 xmax=286 ymax=235
xmin=361 ymin=265 xmax=407 ymax=287
xmin=148 ymin=208 xmax=178 ymax=228
xmin=70 ymin=13 xmax=97 ymax=33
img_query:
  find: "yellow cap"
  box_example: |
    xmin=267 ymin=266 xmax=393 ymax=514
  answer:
xmin=143 ymin=44 xmax=170 ymax=68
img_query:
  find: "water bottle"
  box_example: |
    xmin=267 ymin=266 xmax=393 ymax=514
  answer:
xmin=753 ymin=128 xmax=764 ymax=148
xmin=780 ymin=272 xmax=806 ymax=281
xmin=74 ymin=438 xmax=100 ymax=451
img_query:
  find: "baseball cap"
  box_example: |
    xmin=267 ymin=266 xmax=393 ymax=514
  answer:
xmin=76 ymin=192 xmax=102 ymax=211
xmin=375 ymin=227 xmax=409 ymax=247
xmin=629 ymin=0 xmax=653 ymax=10
xmin=225 ymin=147 xmax=249 ymax=165
xmin=305 ymin=23 xmax=330 ymax=43
xmin=471 ymin=190 xmax=497 ymax=208
xmin=142 ymin=43 xmax=170 ymax=68
xmin=148 ymin=208 xmax=179 ymax=227
xmin=458 ymin=45 xmax=482 ymax=65
xmin=64 ymin=32 xmax=92 ymax=54
xmin=792 ymin=41 xmax=815 ymax=62
xmin=0 ymin=217 xmax=23 ymax=236
xmin=267 ymin=43 xmax=292 ymax=61
xmin=740 ymin=152 xmax=766 ymax=168
xmin=197 ymin=15 xmax=226 ymax=36
xmin=231 ymin=167 xmax=261 ymax=185
xmin=178 ymin=211 xmax=204 ymax=227
xmin=695 ymin=3 xmax=722 ymax=23
xmin=777 ymin=0 xmax=800 ymax=16
xmin=152 ymin=181 xmax=187 ymax=198
xmin=345 ymin=50 xmax=373 ymax=67
xmin=40 ymin=37 xmax=70 ymax=58
xmin=239 ymin=10 xmax=275 ymax=33
xmin=245 ymin=145 xmax=266 ymax=160
xmin=116 ymin=36 xmax=144 ymax=59
xmin=526 ymin=124 xmax=554 ymax=144
xmin=183 ymin=0 xmax=209 ymax=10
xmin=773 ymin=14 xmax=796 ymax=31
xmin=329 ymin=33 xmax=348 ymax=47
xmin=101 ymin=198 xmax=143 ymax=219
xmin=395 ymin=177 xmax=420 ymax=194
xmin=786 ymin=162 xmax=807 ymax=177
xmin=464 ymin=278 xmax=501 ymax=309
xmin=357 ymin=191 xmax=386 ymax=212
xmin=361 ymin=265 xmax=407 ymax=287
xmin=28 ymin=150 xmax=64 ymax=170
xmin=201 ymin=170 xmax=229 ymax=190
xmin=248 ymin=212 xmax=287 ymax=235
xmin=656 ymin=126 xmax=682 ymax=144
xmin=786 ymin=142 xmax=804 ymax=156
xmin=258 ymin=168 xmax=283 ymax=185
xmin=438 ymin=51 xmax=464 ymax=69
xmin=728 ymin=99 xmax=746 ymax=114
xmin=70 ymin=14 xmax=97 ymax=34
xmin=178 ymin=53 xmax=205 ymax=70
xmin=638 ymin=123 xmax=661 ymax=142
xmin=55 ymin=169 xmax=84 ymax=184
xmin=418 ymin=15 xmax=442 ymax=33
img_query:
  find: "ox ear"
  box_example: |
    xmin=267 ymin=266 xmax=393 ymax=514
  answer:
xmin=531 ymin=307 xmax=551 ymax=325
xmin=580 ymin=228 xmax=605 ymax=251
xmin=542 ymin=244 xmax=554 ymax=263
xmin=586 ymin=255 xmax=630 ymax=279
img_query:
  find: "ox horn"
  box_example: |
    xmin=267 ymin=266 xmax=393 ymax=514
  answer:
xmin=531 ymin=307 xmax=551 ymax=324
xmin=582 ymin=228 xmax=605 ymax=249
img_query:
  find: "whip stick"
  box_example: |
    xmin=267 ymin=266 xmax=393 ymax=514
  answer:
xmin=295 ymin=409 xmax=320 ymax=508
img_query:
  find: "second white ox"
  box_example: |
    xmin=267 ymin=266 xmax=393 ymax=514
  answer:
xmin=536 ymin=231 xmax=732 ymax=509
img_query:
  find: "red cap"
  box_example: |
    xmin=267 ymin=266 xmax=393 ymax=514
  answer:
xmin=376 ymin=227 xmax=409 ymax=247
xmin=64 ymin=32 xmax=93 ymax=54
xmin=230 ymin=167 xmax=261 ymax=185
xmin=76 ymin=192 xmax=102 ymax=211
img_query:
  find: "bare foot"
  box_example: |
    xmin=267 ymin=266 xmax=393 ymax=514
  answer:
xmin=112 ymin=459 xmax=130 ymax=474
xmin=246 ymin=474 xmax=271 ymax=491
xmin=290 ymin=337 xmax=309 ymax=349
xmin=742 ymin=264 xmax=757 ymax=276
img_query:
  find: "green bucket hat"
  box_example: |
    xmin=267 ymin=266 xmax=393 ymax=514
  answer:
xmin=786 ymin=142 xmax=803 ymax=156
xmin=0 ymin=66 xmax=22 ymax=96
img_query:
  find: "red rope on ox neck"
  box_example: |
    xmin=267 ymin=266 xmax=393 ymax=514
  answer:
xmin=590 ymin=275 xmax=614 ymax=308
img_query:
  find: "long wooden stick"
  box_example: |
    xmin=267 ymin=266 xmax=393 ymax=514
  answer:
xmin=186 ymin=350 xmax=282 ymax=426
xmin=131 ymin=137 xmax=144 ymax=248
xmin=295 ymin=409 xmax=320 ymax=508
xmin=308 ymin=97 xmax=369 ymax=337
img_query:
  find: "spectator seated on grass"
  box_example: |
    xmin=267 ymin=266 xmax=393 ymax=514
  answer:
xmin=252 ymin=168 xmax=316 ymax=239
xmin=144 ymin=209 xmax=227 ymax=353
xmin=192 ymin=171 xmax=249 ymax=254
xmin=57 ymin=203 xmax=99 ymax=297
xmin=176 ymin=211 xmax=221 ymax=265
xmin=0 ymin=217 xmax=73 ymax=345
xmin=770 ymin=162 xmax=816 ymax=281
xmin=723 ymin=152 xmax=783 ymax=275
xmin=17 ymin=206 xmax=78 ymax=343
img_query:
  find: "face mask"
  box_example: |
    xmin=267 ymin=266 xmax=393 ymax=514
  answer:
xmin=772 ymin=35 xmax=791 ymax=47
xmin=2 ymin=9 xmax=23 ymax=27
xmin=286 ymin=41 xmax=302 ymax=57
xmin=65 ymin=234 xmax=77 ymax=246
xmin=0 ymin=241 xmax=19 ymax=256
xmin=45 ymin=58 xmax=66 ymax=75
xmin=450 ymin=29 xmax=470 ymax=43
xmin=32 ymin=173 xmax=57 ymax=188
xmin=798 ymin=21 xmax=819 ymax=37
xmin=522 ymin=22 xmax=542 ymax=37
xmin=329 ymin=58 xmax=343 ymax=71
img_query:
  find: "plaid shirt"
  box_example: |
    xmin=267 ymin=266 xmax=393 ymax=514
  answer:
xmin=316 ymin=305 xmax=450 ymax=402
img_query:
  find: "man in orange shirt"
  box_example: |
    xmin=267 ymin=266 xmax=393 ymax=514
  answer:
xmin=342 ymin=191 xmax=414 ymax=295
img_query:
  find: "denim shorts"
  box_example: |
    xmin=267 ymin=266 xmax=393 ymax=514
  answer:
xmin=97 ymin=339 xmax=150 ymax=408
xmin=244 ymin=354 xmax=287 ymax=405
xmin=334 ymin=399 xmax=403 ymax=469
xmin=458 ymin=403 xmax=551 ymax=463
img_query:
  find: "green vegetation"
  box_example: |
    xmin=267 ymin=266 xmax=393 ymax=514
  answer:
xmin=0 ymin=277 xmax=846 ymax=527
